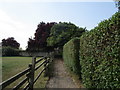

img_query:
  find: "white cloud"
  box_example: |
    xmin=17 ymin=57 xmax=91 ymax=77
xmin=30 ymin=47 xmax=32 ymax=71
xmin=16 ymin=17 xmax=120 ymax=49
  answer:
xmin=0 ymin=9 xmax=35 ymax=50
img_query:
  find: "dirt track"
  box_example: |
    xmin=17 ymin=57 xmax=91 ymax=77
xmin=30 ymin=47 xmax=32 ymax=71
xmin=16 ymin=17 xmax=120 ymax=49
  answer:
xmin=46 ymin=58 xmax=79 ymax=88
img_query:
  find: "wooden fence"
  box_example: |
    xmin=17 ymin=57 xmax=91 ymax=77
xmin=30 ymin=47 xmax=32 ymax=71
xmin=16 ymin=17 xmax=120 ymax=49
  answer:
xmin=0 ymin=52 xmax=54 ymax=90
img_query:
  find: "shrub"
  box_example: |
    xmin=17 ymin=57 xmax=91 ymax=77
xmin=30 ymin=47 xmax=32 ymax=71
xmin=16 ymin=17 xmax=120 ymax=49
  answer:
xmin=2 ymin=46 xmax=20 ymax=56
xmin=63 ymin=38 xmax=80 ymax=75
xmin=80 ymin=12 xmax=120 ymax=88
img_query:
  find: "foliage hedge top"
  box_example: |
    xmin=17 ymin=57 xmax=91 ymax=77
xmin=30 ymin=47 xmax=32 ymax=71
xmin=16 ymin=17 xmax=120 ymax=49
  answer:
xmin=80 ymin=12 xmax=120 ymax=88
xmin=2 ymin=46 xmax=20 ymax=56
xmin=47 ymin=22 xmax=86 ymax=48
xmin=63 ymin=38 xmax=80 ymax=75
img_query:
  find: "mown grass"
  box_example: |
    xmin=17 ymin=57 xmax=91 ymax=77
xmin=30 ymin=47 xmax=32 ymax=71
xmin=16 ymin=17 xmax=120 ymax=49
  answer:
xmin=2 ymin=57 xmax=48 ymax=88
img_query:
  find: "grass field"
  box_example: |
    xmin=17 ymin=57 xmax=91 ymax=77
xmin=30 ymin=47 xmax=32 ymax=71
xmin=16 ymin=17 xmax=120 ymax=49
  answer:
xmin=2 ymin=57 xmax=49 ymax=88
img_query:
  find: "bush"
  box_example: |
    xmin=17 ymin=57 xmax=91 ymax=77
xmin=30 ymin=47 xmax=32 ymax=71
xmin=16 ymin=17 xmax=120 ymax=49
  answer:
xmin=80 ymin=12 xmax=120 ymax=88
xmin=63 ymin=38 xmax=80 ymax=75
xmin=2 ymin=46 xmax=20 ymax=56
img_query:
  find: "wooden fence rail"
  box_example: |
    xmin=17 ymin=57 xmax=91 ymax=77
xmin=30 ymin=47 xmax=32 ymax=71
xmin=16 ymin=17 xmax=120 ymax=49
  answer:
xmin=0 ymin=53 xmax=54 ymax=90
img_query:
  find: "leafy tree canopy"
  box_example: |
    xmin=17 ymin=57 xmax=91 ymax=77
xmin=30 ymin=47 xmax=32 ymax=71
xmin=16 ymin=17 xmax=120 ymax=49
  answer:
xmin=47 ymin=22 xmax=86 ymax=48
xmin=2 ymin=37 xmax=20 ymax=49
xmin=27 ymin=22 xmax=56 ymax=52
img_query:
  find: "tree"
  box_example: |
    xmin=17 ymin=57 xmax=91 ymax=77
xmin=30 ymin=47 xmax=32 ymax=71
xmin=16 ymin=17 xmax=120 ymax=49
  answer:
xmin=2 ymin=37 xmax=20 ymax=49
xmin=2 ymin=46 xmax=20 ymax=56
xmin=27 ymin=22 xmax=56 ymax=52
xmin=114 ymin=0 xmax=120 ymax=11
xmin=47 ymin=22 xmax=86 ymax=48
xmin=2 ymin=37 xmax=20 ymax=56
xmin=118 ymin=1 xmax=120 ymax=11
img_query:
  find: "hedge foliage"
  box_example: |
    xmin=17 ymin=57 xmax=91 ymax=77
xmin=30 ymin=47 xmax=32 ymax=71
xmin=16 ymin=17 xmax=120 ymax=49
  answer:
xmin=2 ymin=46 xmax=20 ymax=56
xmin=80 ymin=12 xmax=120 ymax=88
xmin=63 ymin=38 xmax=80 ymax=75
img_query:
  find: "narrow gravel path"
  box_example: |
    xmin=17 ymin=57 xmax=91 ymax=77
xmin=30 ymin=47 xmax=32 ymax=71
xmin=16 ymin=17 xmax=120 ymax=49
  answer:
xmin=46 ymin=58 xmax=79 ymax=88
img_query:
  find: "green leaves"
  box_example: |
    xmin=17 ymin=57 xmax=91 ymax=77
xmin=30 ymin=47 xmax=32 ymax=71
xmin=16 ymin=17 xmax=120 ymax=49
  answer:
xmin=47 ymin=22 xmax=86 ymax=48
xmin=63 ymin=38 xmax=81 ymax=75
xmin=2 ymin=46 xmax=20 ymax=56
xmin=80 ymin=12 xmax=120 ymax=88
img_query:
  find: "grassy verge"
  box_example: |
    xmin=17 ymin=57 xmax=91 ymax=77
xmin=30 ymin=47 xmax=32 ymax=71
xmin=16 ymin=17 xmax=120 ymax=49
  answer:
xmin=63 ymin=62 xmax=84 ymax=88
xmin=2 ymin=57 xmax=48 ymax=88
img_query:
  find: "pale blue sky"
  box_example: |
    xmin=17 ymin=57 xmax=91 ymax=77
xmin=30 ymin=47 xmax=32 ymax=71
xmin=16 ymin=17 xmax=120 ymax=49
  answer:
xmin=0 ymin=1 xmax=118 ymax=49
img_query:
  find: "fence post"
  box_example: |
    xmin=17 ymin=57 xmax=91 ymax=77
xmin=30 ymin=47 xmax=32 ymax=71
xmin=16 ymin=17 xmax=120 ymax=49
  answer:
xmin=28 ymin=57 xmax=36 ymax=90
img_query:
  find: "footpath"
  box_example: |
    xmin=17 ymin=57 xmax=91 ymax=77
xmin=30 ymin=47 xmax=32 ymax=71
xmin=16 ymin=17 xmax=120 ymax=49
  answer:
xmin=46 ymin=58 xmax=79 ymax=88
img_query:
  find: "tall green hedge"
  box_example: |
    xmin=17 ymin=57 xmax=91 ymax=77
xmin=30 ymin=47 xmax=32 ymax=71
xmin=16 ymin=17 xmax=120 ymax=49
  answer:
xmin=80 ymin=12 xmax=120 ymax=88
xmin=63 ymin=38 xmax=80 ymax=75
xmin=2 ymin=46 xmax=20 ymax=56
